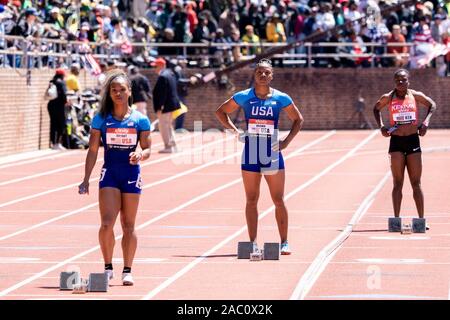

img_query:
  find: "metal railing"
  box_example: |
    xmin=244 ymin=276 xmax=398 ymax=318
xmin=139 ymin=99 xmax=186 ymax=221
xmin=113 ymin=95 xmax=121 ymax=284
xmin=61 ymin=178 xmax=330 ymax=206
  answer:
xmin=0 ymin=34 xmax=417 ymax=69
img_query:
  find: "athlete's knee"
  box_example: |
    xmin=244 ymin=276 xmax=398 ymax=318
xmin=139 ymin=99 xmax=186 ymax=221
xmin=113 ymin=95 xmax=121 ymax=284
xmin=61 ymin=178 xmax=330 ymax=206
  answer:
xmin=121 ymin=222 xmax=136 ymax=235
xmin=272 ymin=195 xmax=285 ymax=208
xmin=392 ymin=179 xmax=404 ymax=191
xmin=246 ymin=193 xmax=259 ymax=207
xmin=410 ymin=179 xmax=422 ymax=191
xmin=100 ymin=220 xmax=115 ymax=231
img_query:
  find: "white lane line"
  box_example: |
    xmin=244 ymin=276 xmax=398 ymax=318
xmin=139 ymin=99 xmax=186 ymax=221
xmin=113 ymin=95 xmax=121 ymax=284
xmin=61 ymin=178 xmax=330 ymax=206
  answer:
xmin=0 ymin=150 xmax=66 ymax=167
xmin=0 ymin=137 xmax=238 ymax=241
xmin=0 ymin=133 xmax=231 ymax=210
xmin=141 ymin=131 xmax=375 ymax=300
xmin=353 ymin=146 xmax=450 ymax=157
xmin=369 ymin=236 xmax=430 ymax=240
xmin=0 ymin=132 xmax=202 ymax=186
xmin=0 ymin=132 xmax=332 ymax=241
xmin=0 ymin=133 xmax=199 ymax=169
xmin=290 ymin=169 xmax=390 ymax=300
xmin=0 ymin=131 xmax=335 ymax=297
xmin=0 ymin=203 xmax=99 ymax=241
xmin=355 ymin=258 xmax=424 ymax=264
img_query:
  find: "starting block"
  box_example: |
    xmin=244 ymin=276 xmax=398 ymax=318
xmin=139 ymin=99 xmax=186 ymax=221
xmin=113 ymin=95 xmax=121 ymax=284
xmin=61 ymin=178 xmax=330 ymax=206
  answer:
xmin=388 ymin=217 xmax=402 ymax=232
xmin=237 ymin=242 xmax=254 ymax=259
xmin=87 ymin=273 xmax=109 ymax=292
xmin=412 ymin=218 xmax=426 ymax=233
xmin=59 ymin=271 xmax=81 ymax=290
xmin=263 ymin=243 xmax=280 ymax=260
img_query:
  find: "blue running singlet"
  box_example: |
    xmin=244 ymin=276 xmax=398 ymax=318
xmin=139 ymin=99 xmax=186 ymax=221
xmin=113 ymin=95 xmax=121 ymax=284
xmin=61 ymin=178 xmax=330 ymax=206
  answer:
xmin=232 ymin=88 xmax=293 ymax=173
xmin=91 ymin=109 xmax=151 ymax=193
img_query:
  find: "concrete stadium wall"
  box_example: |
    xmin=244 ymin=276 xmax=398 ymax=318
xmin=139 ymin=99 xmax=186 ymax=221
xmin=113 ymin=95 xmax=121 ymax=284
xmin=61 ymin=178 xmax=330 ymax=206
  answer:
xmin=0 ymin=67 xmax=449 ymax=156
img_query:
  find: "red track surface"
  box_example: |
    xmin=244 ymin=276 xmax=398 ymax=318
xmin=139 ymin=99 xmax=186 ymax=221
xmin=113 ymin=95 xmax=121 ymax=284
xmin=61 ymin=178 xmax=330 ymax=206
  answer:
xmin=0 ymin=130 xmax=449 ymax=300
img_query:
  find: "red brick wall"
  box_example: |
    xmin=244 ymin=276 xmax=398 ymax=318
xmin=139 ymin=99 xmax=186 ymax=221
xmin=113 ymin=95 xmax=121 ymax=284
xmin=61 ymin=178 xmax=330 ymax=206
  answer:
xmin=1 ymin=68 xmax=448 ymax=156
xmin=0 ymin=69 xmax=97 ymax=156
xmin=142 ymin=68 xmax=450 ymax=131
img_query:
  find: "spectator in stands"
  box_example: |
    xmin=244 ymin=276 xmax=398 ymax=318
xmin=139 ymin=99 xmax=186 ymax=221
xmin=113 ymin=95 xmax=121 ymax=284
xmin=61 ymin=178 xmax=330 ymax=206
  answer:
xmin=229 ymin=27 xmax=242 ymax=63
xmin=157 ymin=27 xmax=179 ymax=55
xmin=185 ymin=1 xmax=198 ymax=35
xmin=109 ymin=18 xmax=129 ymax=54
xmin=219 ymin=5 xmax=239 ymax=38
xmin=211 ymin=28 xmax=232 ymax=66
xmin=266 ymin=13 xmax=286 ymax=43
xmin=242 ymin=25 xmax=261 ymax=56
xmin=171 ymin=1 xmax=190 ymax=43
xmin=430 ymin=14 xmax=447 ymax=43
xmin=12 ymin=7 xmax=39 ymax=38
xmin=342 ymin=29 xmax=370 ymax=68
xmin=285 ymin=7 xmax=304 ymax=54
xmin=387 ymin=24 xmax=408 ymax=67
xmin=412 ymin=15 xmax=434 ymax=44
xmin=46 ymin=6 xmax=64 ymax=30
xmin=132 ymin=0 xmax=147 ymax=18
xmin=344 ymin=1 xmax=362 ymax=34
xmin=333 ymin=3 xmax=345 ymax=27
xmin=316 ymin=2 xmax=336 ymax=31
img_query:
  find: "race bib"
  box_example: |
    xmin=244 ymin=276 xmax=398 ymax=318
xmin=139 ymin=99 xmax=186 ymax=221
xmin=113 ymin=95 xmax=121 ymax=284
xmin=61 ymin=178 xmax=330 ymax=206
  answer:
xmin=106 ymin=128 xmax=137 ymax=147
xmin=248 ymin=119 xmax=275 ymax=135
xmin=393 ymin=112 xmax=416 ymax=123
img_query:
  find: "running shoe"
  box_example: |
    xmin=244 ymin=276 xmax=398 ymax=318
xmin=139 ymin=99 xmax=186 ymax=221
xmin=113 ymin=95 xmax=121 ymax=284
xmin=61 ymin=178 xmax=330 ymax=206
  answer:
xmin=105 ymin=269 xmax=114 ymax=280
xmin=122 ymin=273 xmax=134 ymax=286
xmin=158 ymin=148 xmax=173 ymax=153
xmin=426 ymin=224 xmax=430 ymax=230
xmin=280 ymin=241 xmax=291 ymax=255
xmin=252 ymin=241 xmax=259 ymax=253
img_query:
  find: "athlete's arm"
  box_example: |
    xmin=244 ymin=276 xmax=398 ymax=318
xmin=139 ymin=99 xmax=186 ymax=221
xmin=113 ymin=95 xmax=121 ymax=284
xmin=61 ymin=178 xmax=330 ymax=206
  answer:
xmin=130 ymin=131 xmax=151 ymax=165
xmin=79 ymin=129 xmax=101 ymax=195
xmin=413 ymin=90 xmax=436 ymax=137
xmin=215 ymin=98 xmax=241 ymax=134
xmin=373 ymin=94 xmax=390 ymax=137
xmin=276 ymin=103 xmax=303 ymax=151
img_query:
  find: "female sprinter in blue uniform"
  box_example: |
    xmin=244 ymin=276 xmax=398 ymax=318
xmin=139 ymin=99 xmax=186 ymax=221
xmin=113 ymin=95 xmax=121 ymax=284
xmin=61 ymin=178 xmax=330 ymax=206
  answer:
xmin=215 ymin=59 xmax=304 ymax=254
xmin=373 ymin=69 xmax=436 ymax=228
xmin=78 ymin=70 xmax=151 ymax=285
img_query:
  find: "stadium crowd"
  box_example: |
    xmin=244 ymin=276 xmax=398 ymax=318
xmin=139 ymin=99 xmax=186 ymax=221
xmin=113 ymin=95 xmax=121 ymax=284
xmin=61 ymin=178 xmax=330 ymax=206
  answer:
xmin=0 ymin=0 xmax=449 ymax=70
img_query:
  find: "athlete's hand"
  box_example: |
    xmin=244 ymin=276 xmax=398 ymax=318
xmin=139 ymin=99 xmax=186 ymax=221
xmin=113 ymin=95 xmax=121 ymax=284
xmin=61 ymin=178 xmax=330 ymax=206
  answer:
xmin=272 ymin=139 xmax=288 ymax=152
xmin=78 ymin=181 xmax=89 ymax=195
xmin=129 ymin=152 xmax=142 ymax=165
xmin=418 ymin=123 xmax=428 ymax=136
xmin=233 ymin=129 xmax=246 ymax=143
xmin=380 ymin=126 xmax=390 ymax=137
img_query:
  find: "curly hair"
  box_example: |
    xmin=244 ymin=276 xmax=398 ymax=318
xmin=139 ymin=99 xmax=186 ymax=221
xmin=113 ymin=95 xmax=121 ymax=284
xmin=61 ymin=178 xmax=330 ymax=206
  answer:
xmin=255 ymin=58 xmax=273 ymax=69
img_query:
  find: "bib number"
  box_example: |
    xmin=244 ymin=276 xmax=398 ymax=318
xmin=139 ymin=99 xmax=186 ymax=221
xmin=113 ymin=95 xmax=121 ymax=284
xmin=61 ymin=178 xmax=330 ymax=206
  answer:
xmin=248 ymin=119 xmax=275 ymax=135
xmin=106 ymin=128 xmax=137 ymax=148
xmin=393 ymin=112 xmax=416 ymax=123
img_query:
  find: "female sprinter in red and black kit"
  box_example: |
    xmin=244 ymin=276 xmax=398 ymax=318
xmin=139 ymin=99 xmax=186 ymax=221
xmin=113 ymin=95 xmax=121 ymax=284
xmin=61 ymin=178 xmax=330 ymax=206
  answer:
xmin=373 ymin=69 xmax=436 ymax=227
